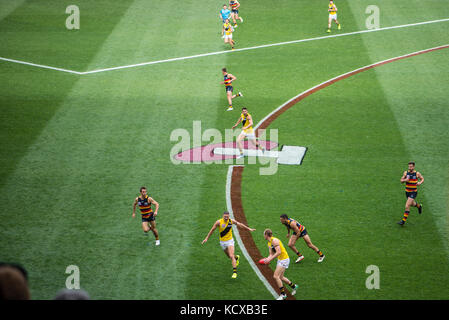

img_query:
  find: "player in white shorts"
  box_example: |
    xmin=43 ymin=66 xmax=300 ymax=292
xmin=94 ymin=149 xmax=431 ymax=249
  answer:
xmin=232 ymin=107 xmax=265 ymax=159
xmin=202 ymin=211 xmax=255 ymax=279
xmin=259 ymin=229 xmax=298 ymax=300
xmin=327 ymin=0 xmax=341 ymax=33
xmin=222 ymin=19 xmax=235 ymax=50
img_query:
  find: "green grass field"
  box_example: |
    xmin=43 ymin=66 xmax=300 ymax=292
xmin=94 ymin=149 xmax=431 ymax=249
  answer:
xmin=1 ymin=0 xmax=448 ymax=300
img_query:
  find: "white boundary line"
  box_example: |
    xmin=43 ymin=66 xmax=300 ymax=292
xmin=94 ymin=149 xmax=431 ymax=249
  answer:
xmin=1 ymin=17 xmax=448 ymax=75
xmin=225 ymin=165 xmax=278 ymax=299
xmin=0 ymin=56 xmax=83 ymax=75
xmin=229 ymin=43 xmax=449 ymax=298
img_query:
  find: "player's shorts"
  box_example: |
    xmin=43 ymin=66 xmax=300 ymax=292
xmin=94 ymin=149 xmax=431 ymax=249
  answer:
xmin=241 ymin=129 xmax=256 ymax=139
xmin=224 ymin=33 xmax=233 ymax=40
xmin=141 ymin=213 xmax=155 ymax=222
xmin=405 ymin=191 xmax=418 ymax=199
xmin=225 ymin=85 xmax=233 ymax=92
xmin=220 ymin=238 xmax=235 ymax=250
xmin=293 ymin=228 xmax=308 ymax=238
xmin=231 ymin=9 xmax=239 ymax=14
xmin=277 ymin=258 xmax=290 ymax=269
xmin=329 ymin=13 xmax=337 ymax=20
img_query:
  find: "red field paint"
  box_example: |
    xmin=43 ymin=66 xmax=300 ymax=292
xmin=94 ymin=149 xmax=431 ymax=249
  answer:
xmin=174 ymin=140 xmax=278 ymax=163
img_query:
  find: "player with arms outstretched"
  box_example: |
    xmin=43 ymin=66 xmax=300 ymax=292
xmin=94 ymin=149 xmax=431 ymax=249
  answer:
xmin=202 ymin=211 xmax=256 ymax=279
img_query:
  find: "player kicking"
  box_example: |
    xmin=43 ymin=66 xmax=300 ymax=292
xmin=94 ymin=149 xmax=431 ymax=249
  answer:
xmin=202 ymin=211 xmax=256 ymax=279
xmin=232 ymin=107 xmax=265 ymax=159
xmin=398 ymin=162 xmax=424 ymax=225
xmin=132 ymin=187 xmax=160 ymax=246
xmin=229 ymin=0 xmax=243 ymax=28
xmin=221 ymin=68 xmax=242 ymax=111
xmin=259 ymin=229 xmax=299 ymax=300
xmin=327 ymin=0 xmax=341 ymax=33
xmin=222 ymin=18 xmax=235 ymax=50
xmin=280 ymin=214 xmax=325 ymax=263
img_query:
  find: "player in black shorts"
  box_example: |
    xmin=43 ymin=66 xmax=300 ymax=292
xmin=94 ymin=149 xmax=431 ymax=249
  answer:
xmin=398 ymin=162 xmax=424 ymax=225
xmin=229 ymin=0 xmax=243 ymax=28
xmin=280 ymin=214 xmax=325 ymax=263
xmin=132 ymin=186 xmax=160 ymax=245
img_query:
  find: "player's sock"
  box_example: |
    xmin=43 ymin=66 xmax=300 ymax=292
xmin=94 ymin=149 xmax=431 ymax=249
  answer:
xmin=317 ymin=249 xmax=324 ymax=257
xmin=288 ymin=281 xmax=295 ymax=289
xmin=402 ymin=210 xmax=410 ymax=222
xmin=280 ymin=286 xmax=285 ymax=295
xmin=233 ymin=267 xmax=237 ymax=274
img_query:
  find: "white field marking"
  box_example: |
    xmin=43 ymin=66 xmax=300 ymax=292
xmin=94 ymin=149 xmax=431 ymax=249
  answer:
xmin=225 ymin=165 xmax=278 ymax=299
xmin=1 ymin=17 xmax=447 ymax=75
xmin=81 ymin=17 xmax=449 ymax=74
xmin=229 ymin=43 xmax=449 ymax=298
xmin=254 ymin=43 xmax=449 ymax=131
xmin=0 ymin=56 xmax=83 ymax=75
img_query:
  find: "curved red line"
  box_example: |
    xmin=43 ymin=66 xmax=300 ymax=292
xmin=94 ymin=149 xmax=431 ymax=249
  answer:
xmin=230 ymin=44 xmax=449 ymax=300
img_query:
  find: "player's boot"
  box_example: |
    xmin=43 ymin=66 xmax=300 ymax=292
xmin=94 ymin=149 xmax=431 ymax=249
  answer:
xmin=418 ymin=204 xmax=423 ymax=214
xmin=227 ymin=106 xmax=233 ymax=111
xmin=318 ymin=255 xmax=325 ymax=263
xmin=397 ymin=220 xmax=405 ymax=226
xmin=327 ymin=28 xmax=331 ymax=33
xmin=338 ymin=24 xmax=341 ymax=30
xmin=231 ymin=272 xmax=237 ymax=279
xmin=276 ymin=294 xmax=287 ymax=300
xmin=295 ymin=255 xmax=304 ymax=263
xmin=240 ymin=17 xmax=243 ymax=23
xmin=236 ymin=153 xmax=244 ymax=159
xmin=291 ymin=284 xmax=298 ymax=295
xmin=238 ymin=92 xmax=243 ymax=97
xmin=155 ymin=240 xmax=160 ymax=246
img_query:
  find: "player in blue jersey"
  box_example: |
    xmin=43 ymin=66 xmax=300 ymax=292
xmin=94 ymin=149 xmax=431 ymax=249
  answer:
xmin=219 ymin=4 xmax=231 ymax=23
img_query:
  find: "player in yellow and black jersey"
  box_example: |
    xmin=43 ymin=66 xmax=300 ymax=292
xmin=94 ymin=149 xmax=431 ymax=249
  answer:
xmin=222 ymin=19 xmax=235 ymax=50
xmin=280 ymin=214 xmax=325 ymax=263
xmin=398 ymin=162 xmax=424 ymax=225
xmin=202 ymin=211 xmax=255 ymax=279
xmin=260 ymin=229 xmax=298 ymax=300
xmin=232 ymin=107 xmax=265 ymax=159
xmin=327 ymin=0 xmax=341 ymax=33
xmin=132 ymin=186 xmax=160 ymax=245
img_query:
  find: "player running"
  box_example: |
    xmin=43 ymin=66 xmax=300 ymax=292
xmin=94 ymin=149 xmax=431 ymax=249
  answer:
xmin=229 ymin=0 xmax=243 ymax=28
xmin=222 ymin=18 xmax=235 ymax=50
xmin=280 ymin=214 xmax=325 ymax=263
xmin=398 ymin=162 xmax=424 ymax=225
xmin=219 ymin=4 xmax=231 ymax=23
xmin=327 ymin=0 xmax=341 ymax=33
xmin=221 ymin=68 xmax=242 ymax=111
xmin=259 ymin=229 xmax=299 ymax=300
xmin=232 ymin=107 xmax=265 ymax=159
xmin=132 ymin=187 xmax=160 ymax=246
xmin=202 ymin=211 xmax=256 ymax=279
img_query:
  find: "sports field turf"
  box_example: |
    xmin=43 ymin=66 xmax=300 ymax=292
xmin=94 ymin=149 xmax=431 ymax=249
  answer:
xmin=0 ymin=0 xmax=448 ymax=300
